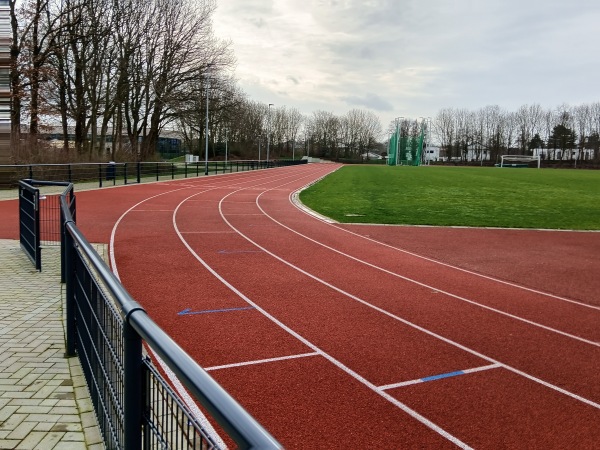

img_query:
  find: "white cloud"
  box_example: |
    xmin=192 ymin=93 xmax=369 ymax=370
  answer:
xmin=212 ymin=0 xmax=600 ymax=131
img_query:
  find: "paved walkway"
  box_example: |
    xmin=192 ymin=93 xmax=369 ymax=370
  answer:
xmin=0 ymin=239 xmax=104 ymax=449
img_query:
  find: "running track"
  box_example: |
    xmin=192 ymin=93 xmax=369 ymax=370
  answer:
xmin=2 ymin=164 xmax=599 ymax=448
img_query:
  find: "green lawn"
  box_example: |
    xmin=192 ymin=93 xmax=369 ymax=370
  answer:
xmin=299 ymin=166 xmax=600 ymax=230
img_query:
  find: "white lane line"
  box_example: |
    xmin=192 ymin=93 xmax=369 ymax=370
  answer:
xmin=172 ymin=190 xmax=473 ymax=450
xmin=108 ymin=169 xmax=322 ymax=448
xmin=332 ymin=224 xmax=600 ymax=312
xmin=379 ymin=364 xmax=502 ymax=390
xmin=220 ymin=189 xmax=600 ymax=411
xmin=205 ymin=352 xmax=320 ymax=371
xmin=108 ymin=186 xmax=228 ymax=449
xmin=255 ymin=194 xmax=600 ymax=348
xmin=290 ymin=186 xmax=600 ymax=312
xmin=147 ymin=348 xmax=228 ymax=449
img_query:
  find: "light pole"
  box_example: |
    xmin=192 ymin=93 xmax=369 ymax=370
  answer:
xmin=267 ymin=103 xmax=273 ymax=165
xmin=258 ymin=135 xmax=262 ymax=162
xmin=204 ymin=69 xmax=211 ymax=176
xmin=394 ymin=117 xmax=401 ymax=166
xmin=225 ymin=128 xmax=228 ymax=165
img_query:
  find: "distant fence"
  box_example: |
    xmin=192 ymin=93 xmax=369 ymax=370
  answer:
xmin=18 ymin=179 xmax=281 ymax=449
xmin=2 ymin=159 xmax=307 ymax=189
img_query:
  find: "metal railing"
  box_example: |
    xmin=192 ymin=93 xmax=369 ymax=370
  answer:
xmin=59 ymin=185 xmax=280 ymax=449
xmin=2 ymin=159 xmax=307 ymax=190
xmin=18 ymin=180 xmax=41 ymax=270
xmin=18 ymin=180 xmax=75 ymax=271
xmin=16 ymin=179 xmax=281 ymax=449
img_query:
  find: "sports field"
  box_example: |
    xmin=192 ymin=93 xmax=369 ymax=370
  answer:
xmin=300 ymin=165 xmax=600 ymax=230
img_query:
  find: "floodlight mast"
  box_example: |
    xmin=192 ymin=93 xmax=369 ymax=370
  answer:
xmin=394 ymin=117 xmax=401 ymax=166
xmin=204 ymin=67 xmax=211 ymax=176
xmin=267 ymin=104 xmax=273 ymax=165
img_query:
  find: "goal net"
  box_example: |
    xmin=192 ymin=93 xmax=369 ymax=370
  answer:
xmin=498 ymin=155 xmax=541 ymax=169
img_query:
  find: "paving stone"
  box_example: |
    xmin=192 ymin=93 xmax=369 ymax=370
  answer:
xmin=0 ymin=240 xmax=103 ymax=449
xmin=6 ymin=421 xmax=36 ymax=440
xmin=14 ymin=430 xmax=45 ymax=449
xmin=0 ymin=438 xmax=21 ymax=449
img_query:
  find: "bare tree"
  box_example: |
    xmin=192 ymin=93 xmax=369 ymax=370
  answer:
xmin=433 ymin=108 xmax=456 ymax=160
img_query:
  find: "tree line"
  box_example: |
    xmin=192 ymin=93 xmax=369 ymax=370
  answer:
xmin=9 ymin=0 xmax=384 ymax=163
xmin=10 ymin=0 xmax=600 ymax=165
xmin=430 ymin=103 xmax=600 ymax=163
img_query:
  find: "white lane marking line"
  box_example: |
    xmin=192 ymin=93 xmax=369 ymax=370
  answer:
xmin=108 ymin=186 xmax=228 ymax=449
xmin=222 ymin=188 xmax=600 ymax=411
xmin=290 ymin=186 xmax=600 ymax=312
xmin=108 ymin=170 xmax=316 ymax=446
xmin=205 ymin=352 xmax=320 ymax=371
xmin=255 ymin=195 xmax=600 ymax=348
xmin=172 ymin=190 xmax=473 ymax=449
xmin=147 ymin=347 xmax=228 ymax=449
xmin=379 ymin=363 xmax=502 ymax=390
xmin=336 ymin=224 xmax=600 ymax=312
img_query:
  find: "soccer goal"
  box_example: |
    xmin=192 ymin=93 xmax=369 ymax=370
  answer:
xmin=497 ymin=154 xmax=541 ymax=169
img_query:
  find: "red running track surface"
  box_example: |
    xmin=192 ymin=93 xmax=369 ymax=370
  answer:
xmin=2 ymin=165 xmax=599 ymax=449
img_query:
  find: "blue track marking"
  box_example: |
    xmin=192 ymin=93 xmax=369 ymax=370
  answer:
xmin=178 ymin=306 xmax=255 ymax=316
xmin=421 ymin=370 xmax=465 ymax=382
xmin=378 ymin=363 xmax=502 ymax=391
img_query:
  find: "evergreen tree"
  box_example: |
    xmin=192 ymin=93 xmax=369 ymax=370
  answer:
xmin=548 ymin=124 xmax=576 ymax=159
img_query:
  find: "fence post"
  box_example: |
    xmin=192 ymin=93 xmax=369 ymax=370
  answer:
xmin=123 ymin=319 xmax=143 ymax=449
xmin=124 ymin=163 xmax=128 ymax=185
xmin=156 ymin=163 xmax=159 ymax=181
xmin=171 ymin=163 xmax=175 ymax=179
xmin=34 ymin=191 xmax=41 ymax=271
xmin=136 ymin=162 xmax=141 ymax=183
xmin=98 ymin=165 xmax=103 ymax=188
xmin=60 ymin=206 xmax=65 ymax=283
xmin=64 ymin=223 xmax=76 ymax=357
xmin=184 ymin=162 xmax=188 ymax=178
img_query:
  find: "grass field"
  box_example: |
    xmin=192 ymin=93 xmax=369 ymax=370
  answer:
xmin=299 ymin=165 xmax=600 ymax=230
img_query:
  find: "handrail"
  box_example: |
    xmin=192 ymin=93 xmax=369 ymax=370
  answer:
xmin=59 ymin=186 xmax=281 ymax=449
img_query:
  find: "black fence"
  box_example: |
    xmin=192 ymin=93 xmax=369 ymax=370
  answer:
xmin=18 ymin=180 xmax=75 ymax=271
xmin=18 ymin=181 xmax=40 ymax=270
xmin=2 ymin=159 xmax=308 ymax=190
xmin=18 ymin=178 xmax=281 ymax=449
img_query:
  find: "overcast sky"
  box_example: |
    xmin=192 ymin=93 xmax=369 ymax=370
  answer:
xmin=212 ymin=0 xmax=600 ymax=132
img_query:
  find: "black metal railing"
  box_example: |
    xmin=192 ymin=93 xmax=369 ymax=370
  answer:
xmin=54 ymin=182 xmax=280 ymax=449
xmin=18 ymin=179 xmax=75 ymax=271
xmin=2 ymin=159 xmax=307 ymax=190
xmin=18 ymin=181 xmax=41 ymax=270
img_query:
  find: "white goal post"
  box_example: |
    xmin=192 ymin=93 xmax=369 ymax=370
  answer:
xmin=499 ymin=154 xmax=541 ymax=169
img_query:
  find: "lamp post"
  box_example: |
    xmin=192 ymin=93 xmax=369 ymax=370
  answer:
xmin=418 ymin=117 xmax=425 ymax=165
xmin=204 ymin=69 xmax=211 ymax=176
xmin=225 ymin=128 xmax=228 ymax=165
xmin=394 ymin=117 xmax=401 ymax=166
xmin=267 ymin=103 xmax=273 ymax=165
xmin=258 ymin=135 xmax=262 ymax=162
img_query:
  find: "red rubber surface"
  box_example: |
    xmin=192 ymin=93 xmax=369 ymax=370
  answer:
xmin=3 ymin=166 xmax=599 ymax=448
